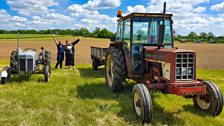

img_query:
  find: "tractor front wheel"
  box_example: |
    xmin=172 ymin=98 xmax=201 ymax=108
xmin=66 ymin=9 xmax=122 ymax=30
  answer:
xmin=132 ymin=84 xmax=153 ymax=124
xmin=105 ymin=46 xmax=127 ymax=92
xmin=193 ymin=81 xmax=223 ymax=116
xmin=1 ymin=77 xmax=6 ymax=84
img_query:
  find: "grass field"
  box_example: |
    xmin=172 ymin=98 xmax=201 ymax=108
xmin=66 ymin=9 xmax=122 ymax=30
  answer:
xmin=0 ymin=61 xmax=223 ymax=126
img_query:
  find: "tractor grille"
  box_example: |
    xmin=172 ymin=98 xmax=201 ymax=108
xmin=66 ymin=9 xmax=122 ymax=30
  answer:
xmin=27 ymin=59 xmax=33 ymax=71
xmin=176 ymin=53 xmax=194 ymax=80
xmin=20 ymin=59 xmax=26 ymax=71
xmin=19 ymin=59 xmax=34 ymax=72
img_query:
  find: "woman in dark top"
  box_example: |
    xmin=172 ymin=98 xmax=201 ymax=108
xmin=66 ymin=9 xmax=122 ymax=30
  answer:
xmin=65 ymin=39 xmax=80 ymax=69
xmin=53 ymin=35 xmax=65 ymax=69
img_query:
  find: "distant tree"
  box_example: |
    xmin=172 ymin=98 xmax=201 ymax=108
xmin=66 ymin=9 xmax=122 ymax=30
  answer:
xmin=137 ymin=30 xmax=144 ymax=41
xmin=92 ymin=27 xmax=101 ymax=37
xmin=188 ymin=32 xmax=197 ymax=41
xmin=98 ymin=28 xmax=114 ymax=38
xmin=79 ymin=28 xmax=91 ymax=37
xmin=207 ymin=32 xmax=214 ymax=41
xmin=199 ymin=32 xmax=208 ymax=41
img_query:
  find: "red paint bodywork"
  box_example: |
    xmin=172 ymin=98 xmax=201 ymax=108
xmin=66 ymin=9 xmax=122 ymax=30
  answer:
xmin=127 ymin=46 xmax=207 ymax=96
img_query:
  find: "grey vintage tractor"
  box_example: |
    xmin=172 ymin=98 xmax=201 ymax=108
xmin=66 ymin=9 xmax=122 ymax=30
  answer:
xmin=1 ymin=31 xmax=51 ymax=84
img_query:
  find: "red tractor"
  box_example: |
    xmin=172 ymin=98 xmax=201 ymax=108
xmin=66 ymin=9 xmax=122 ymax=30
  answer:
xmin=105 ymin=2 xmax=223 ymax=123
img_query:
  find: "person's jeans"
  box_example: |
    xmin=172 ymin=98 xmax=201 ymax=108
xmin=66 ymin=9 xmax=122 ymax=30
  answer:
xmin=55 ymin=61 xmax=63 ymax=69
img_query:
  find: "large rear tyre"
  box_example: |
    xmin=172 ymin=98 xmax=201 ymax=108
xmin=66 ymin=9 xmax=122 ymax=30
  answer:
xmin=92 ymin=58 xmax=99 ymax=70
xmin=193 ymin=81 xmax=223 ymax=116
xmin=105 ymin=46 xmax=127 ymax=92
xmin=45 ymin=51 xmax=51 ymax=74
xmin=10 ymin=51 xmax=17 ymax=73
xmin=132 ymin=84 xmax=153 ymax=124
xmin=44 ymin=65 xmax=50 ymax=82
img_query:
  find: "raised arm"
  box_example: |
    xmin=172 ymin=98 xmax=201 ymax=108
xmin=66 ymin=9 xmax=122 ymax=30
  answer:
xmin=71 ymin=39 xmax=80 ymax=46
xmin=52 ymin=35 xmax=58 ymax=45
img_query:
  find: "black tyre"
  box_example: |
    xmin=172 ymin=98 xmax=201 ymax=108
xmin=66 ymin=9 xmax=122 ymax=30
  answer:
xmin=6 ymin=68 xmax=11 ymax=82
xmin=44 ymin=65 xmax=50 ymax=82
xmin=193 ymin=81 xmax=223 ymax=116
xmin=92 ymin=58 xmax=99 ymax=70
xmin=1 ymin=77 xmax=6 ymax=84
xmin=132 ymin=84 xmax=153 ymax=124
xmin=10 ymin=51 xmax=17 ymax=73
xmin=105 ymin=46 xmax=127 ymax=92
xmin=45 ymin=51 xmax=51 ymax=74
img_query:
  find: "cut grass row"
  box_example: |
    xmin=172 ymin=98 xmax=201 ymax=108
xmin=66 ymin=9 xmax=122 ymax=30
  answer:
xmin=0 ymin=61 xmax=223 ymax=125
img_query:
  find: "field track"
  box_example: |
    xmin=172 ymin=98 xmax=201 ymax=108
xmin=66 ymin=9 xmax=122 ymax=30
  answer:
xmin=0 ymin=37 xmax=223 ymax=69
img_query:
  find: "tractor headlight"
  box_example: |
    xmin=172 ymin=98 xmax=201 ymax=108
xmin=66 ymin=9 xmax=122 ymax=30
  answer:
xmin=181 ymin=67 xmax=187 ymax=75
xmin=188 ymin=68 xmax=193 ymax=74
xmin=176 ymin=68 xmax=181 ymax=75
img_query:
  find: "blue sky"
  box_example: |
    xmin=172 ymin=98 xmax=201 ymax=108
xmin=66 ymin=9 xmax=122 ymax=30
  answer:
xmin=0 ymin=0 xmax=224 ymax=35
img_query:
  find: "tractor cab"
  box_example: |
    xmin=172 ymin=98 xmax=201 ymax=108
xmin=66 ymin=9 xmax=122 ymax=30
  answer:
xmin=114 ymin=10 xmax=174 ymax=76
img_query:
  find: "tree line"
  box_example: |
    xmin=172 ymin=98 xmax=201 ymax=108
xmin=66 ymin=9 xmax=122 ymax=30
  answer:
xmin=175 ymin=31 xmax=224 ymax=43
xmin=0 ymin=27 xmax=116 ymax=39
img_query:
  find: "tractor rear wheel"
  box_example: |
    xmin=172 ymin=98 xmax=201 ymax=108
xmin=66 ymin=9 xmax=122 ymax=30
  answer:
xmin=44 ymin=65 xmax=50 ymax=82
xmin=45 ymin=51 xmax=51 ymax=74
xmin=132 ymin=84 xmax=153 ymax=124
xmin=92 ymin=58 xmax=99 ymax=70
xmin=105 ymin=46 xmax=127 ymax=92
xmin=193 ymin=81 xmax=223 ymax=116
xmin=10 ymin=51 xmax=17 ymax=73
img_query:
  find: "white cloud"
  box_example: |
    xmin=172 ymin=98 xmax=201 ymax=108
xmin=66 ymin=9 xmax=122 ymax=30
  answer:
xmin=12 ymin=16 xmax=27 ymax=22
xmin=127 ymin=5 xmax=147 ymax=14
xmin=81 ymin=19 xmax=99 ymax=24
xmin=67 ymin=3 xmax=116 ymax=31
xmin=83 ymin=0 xmax=121 ymax=9
xmin=193 ymin=7 xmax=206 ymax=13
xmin=210 ymin=1 xmax=224 ymax=11
xmin=0 ymin=9 xmax=31 ymax=29
xmin=7 ymin=0 xmax=59 ymax=16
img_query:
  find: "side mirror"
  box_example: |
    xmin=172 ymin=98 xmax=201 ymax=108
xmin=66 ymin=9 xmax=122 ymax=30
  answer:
xmin=158 ymin=24 xmax=165 ymax=48
xmin=110 ymin=37 xmax=115 ymax=42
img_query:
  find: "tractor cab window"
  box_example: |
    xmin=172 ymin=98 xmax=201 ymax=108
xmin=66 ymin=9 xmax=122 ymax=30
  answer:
xmin=132 ymin=17 xmax=172 ymax=48
xmin=116 ymin=20 xmax=123 ymax=41
xmin=123 ymin=18 xmax=131 ymax=48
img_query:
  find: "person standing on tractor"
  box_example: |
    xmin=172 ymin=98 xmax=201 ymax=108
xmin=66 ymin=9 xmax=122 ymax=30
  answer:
xmin=53 ymin=35 xmax=65 ymax=69
xmin=65 ymin=38 xmax=80 ymax=69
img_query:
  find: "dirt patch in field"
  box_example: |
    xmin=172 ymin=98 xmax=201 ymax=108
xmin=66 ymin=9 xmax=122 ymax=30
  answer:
xmin=0 ymin=38 xmax=223 ymax=69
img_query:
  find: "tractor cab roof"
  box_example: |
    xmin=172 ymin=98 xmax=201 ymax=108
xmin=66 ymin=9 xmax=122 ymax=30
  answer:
xmin=119 ymin=13 xmax=173 ymax=20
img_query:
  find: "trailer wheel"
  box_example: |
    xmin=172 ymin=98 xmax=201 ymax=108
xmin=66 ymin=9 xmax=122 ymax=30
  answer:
xmin=132 ymin=84 xmax=153 ymax=124
xmin=44 ymin=65 xmax=50 ymax=82
xmin=92 ymin=58 xmax=99 ymax=70
xmin=105 ymin=46 xmax=127 ymax=92
xmin=193 ymin=81 xmax=223 ymax=116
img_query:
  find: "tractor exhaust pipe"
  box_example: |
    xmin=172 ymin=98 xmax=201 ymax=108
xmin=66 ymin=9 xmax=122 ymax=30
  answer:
xmin=17 ymin=30 xmax=20 ymax=49
xmin=158 ymin=2 xmax=166 ymax=49
xmin=17 ymin=30 xmax=20 ymax=67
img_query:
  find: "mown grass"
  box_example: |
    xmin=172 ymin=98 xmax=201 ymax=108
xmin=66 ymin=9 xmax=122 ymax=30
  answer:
xmin=0 ymin=34 xmax=70 ymax=40
xmin=0 ymin=61 xmax=223 ymax=126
